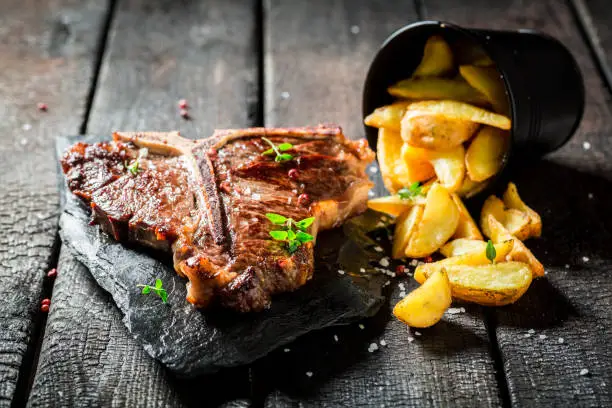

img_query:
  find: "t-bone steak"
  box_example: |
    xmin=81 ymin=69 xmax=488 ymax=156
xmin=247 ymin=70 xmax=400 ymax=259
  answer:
xmin=61 ymin=125 xmax=375 ymax=312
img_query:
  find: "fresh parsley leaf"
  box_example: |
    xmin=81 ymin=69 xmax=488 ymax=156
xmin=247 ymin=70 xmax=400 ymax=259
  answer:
xmin=267 ymin=213 xmax=315 ymax=253
xmin=296 ymin=217 xmax=315 ymax=230
xmin=137 ymin=279 xmax=168 ymax=304
xmin=397 ymin=181 xmax=423 ymax=200
xmin=266 ymin=213 xmax=287 ymax=225
xmin=126 ymin=160 xmax=140 ymax=176
xmin=270 ymin=230 xmax=288 ymax=240
xmin=261 ymin=137 xmax=294 ymax=162
xmin=296 ymin=230 xmax=313 ymax=243
xmin=485 ymin=240 xmax=496 ymax=263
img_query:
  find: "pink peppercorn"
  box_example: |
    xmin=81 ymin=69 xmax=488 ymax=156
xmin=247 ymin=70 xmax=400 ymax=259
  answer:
xmin=297 ymin=193 xmax=310 ymax=206
xmin=288 ymin=169 xmax=299 ymax=179
xmin=180 ymin=109 xmax=190 ymax=119
xmin=41 ymin=304 xmax=49 ymax=313
xmin=178 ymin=99 xmax=188 ymax=109
xmin=47 ymin=268 xmax=57 ymax=278
xmin=37 ymin=102 xmax=48 ymax=111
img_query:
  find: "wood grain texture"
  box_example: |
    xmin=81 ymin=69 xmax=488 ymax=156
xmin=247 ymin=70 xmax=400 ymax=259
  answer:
xmin=28 ymin=0 xmax=258 ymax=406
xmin=0 ymin=0 xmax=109 ymax=405
xmin=422 ymin=0 xmax=612 ymax=405
xmin=258 ymin=1 xmax=502 ymax=406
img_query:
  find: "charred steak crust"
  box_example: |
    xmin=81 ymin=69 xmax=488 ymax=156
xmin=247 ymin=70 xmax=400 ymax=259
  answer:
xmin=61 ymin=126 xmax=374 ymax=312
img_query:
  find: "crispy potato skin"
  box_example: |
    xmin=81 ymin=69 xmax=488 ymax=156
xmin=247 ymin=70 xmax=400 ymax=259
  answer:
xmin=393 ymin=268 xmax=452 ymax=327
xmin=364 ymin=102 xmax=412 ymax=132
xmin=466 ymin=126 xmax=509 ymax=182
xmin=440 ymin=238 xmax=486 ymax=258
xmin=388 ymin=79 xmax=490 ymax=105
xmin=392 ymin=205 xmax=424 ymax=259
xmin=503 ymin=182 xmax=542 ymax=238
xmin=413 ymin=35 xmax=454 ymax=78
xmin=460 ymin=65 xmax=509 ymax=114
xmin=401 ymin=112 xmax=479 ymax=150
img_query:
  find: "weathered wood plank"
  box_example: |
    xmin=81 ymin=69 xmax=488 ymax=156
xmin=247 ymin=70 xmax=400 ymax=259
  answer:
xmin=0 ymin=0 xmax=110 ymax=406
xmin=422 ymin=0 xmax=612 ymax=405
xmin=258 ymin=1 xmax=502 ymax=406
xmin=28 ymin=0 xmax=259 ymax=406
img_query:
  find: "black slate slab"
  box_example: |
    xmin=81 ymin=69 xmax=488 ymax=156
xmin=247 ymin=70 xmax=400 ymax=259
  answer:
xmin=56 ymin=135 xmax=390 ymax=377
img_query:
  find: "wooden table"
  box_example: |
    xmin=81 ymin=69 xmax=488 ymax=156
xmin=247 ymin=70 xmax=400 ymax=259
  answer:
xmin=1 ymin=0 xmax=611 ymax=406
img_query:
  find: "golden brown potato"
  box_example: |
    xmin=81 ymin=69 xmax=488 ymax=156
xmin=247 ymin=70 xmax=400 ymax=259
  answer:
xmin=405 ymin=183 xmax=460 ymax=258
xmin=415 ymin=239 xmax=514 ymax=283
xmin=440 ymin=238 xmax=487 ymax=258
xmin=459 ymin=65 xmax=509 ymax=114
xmin=480 ymin=195 xmax=531 ymax=240
xmin=399 ymin=144 xmax=437 ymax=183
xmin=405 ymin=100 xmax=511 ymax=130
xmin=377 ymin=128 xmax=409 ymax=193
xmin=392 ymin=205 xmax=424 ymax=259
xmin=418 ymin=262 xmax=533 ymax=306
xmin=456 ymin=176 xmax=489 ymax=198
xmin=367 ymin=195 xmax=426 ymax=217
xmin=451 ymin=193 xmax=484 ymax=240
xmin=428 ymin=146 xmax=466 ymax=192
xmin=465 ymin=127 xmax=509 ymax=182
xmin=388 ymin=78 xmax=490 ymax=105
xmin=482 ymin=214 xmax=545 ymax=277
xmin=412 ymin=35 xmax=454 ymax=78
xmin=503 ymin=182 xmax=542 ymax=238
xmin=401 ymin=111 xmax=480 ymax=149
xmin=393 ymin=267 xmax=452 ymax=328
xmin=364 ymin=101 xmax=412 ymax=131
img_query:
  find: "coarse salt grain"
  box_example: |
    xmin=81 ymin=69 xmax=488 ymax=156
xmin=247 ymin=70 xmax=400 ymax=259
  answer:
xmin=524 ymin=333 xmax=531 ymax=338
xmin=374 ymin=246 xmax=384 ymax=253
xmin=399 ymin=292 xmax=406 ymax=298
xmin=284 ymin=348 xmax=290 ymax=352
xmin=539 ymin=334 xmax=547 ymax=340
xmin=360 ymin=267 xmax=366 ymax=273
xmin=588 ymin=193 xmax=594 ymax=199
xmin=350 ymin=25 xmax=360 ymax=34
xmin=22 ymin=123 xmax=32 ymax=131
xmin=528 ymin=329 xmax=535 ymax=334
xmin=368 ymin=190 xmax=376 ymax=198
xmin=407 ymin=337 xmax=415 ymax=343
xmin=369 ymin=166 xmax=378 ymax=174
xmin=447 ymin=307 xmax=462 ymax=315
xmin=383 ymin=280 xmax=391 ymax=287
xmin=398 ymin=283 xmax=405 ymax=291
xmin=281 ymin=91 xmax=290 ymax=99
xmin=368 ymin=343 xmax=379 ymax=352
xmin=583 ymin=141 xmax=591 ymax=150
xmin=306 ymin=371 xmax=313 ymax=377
xmin=359 ymin=324 xmax=365 ymax=330
xmin=583 ymin=256 xmax=590 ymax=262
xmin=580 ymin=369 xmax=589 ymax=376
xmin=410 ymin=259 xmax=418 ymax=266
xmin=338 ymin=269 xmax=345 ymax=275
xmin=460 ymin=307 xmax=466 ymax=313
xmin=334 ymin=335 xmax=339 ymax=342
xmin=558 ymin=337 xmax=565 ymax=344
xmin=565 ymin=264 xmax=570 ymax=269
xmin=414 ymin=331 xmax=422 ymax=336
xmin=380 ymin=339 xmax=387 ymax=346
xmin=252 ymin=193 xmax=261 ymax=200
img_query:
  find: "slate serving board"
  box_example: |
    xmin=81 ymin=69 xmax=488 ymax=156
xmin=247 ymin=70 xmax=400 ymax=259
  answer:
xmin=56 ymin=135 xmax=392 ymax=377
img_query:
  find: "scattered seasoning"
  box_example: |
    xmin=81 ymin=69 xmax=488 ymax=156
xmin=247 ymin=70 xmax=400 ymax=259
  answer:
xmin=288 ymin=168 xmax=300 ymax=179
xmin=368 ymin=166 xmax=378 ymax=174
xmin=396 ymin=265 xmax=406 ymax=275
xmin=41 ymin=304 xmax=50 ymax=313
xmin=460 ymin=307 xmax=466 ymax=313
xmin=359 ymin=267 xmax=366 ymax=273
xmin=524 ymin=333 xmax=531 ymax=338
xmin=180 ymin=109 xmax=190 ymax=119
xmin=47 ymin=268 xmax=57 ymax=278
xmin=379 ymin=339 xmax=387 ymax=347
xmin=284 ymin=348 xmax=290 ymax=352
xmin=178 ymin=99 xmax=188 ymax=109
xmin=558 ymin=337 xmax=565 ymax=344
xmin=368 ymin=190 xmax=376 ymax=198
xmin=528 ymin=329 xmax=535 ymax=334
xmin=280 ymin=91 xmax=290 ymax=99
xmin=379 ymin=257 xmax=390 ymax=267
xmin=305 ymin=371 xmax=313 ymax=377
xmin=580 ymin=368 xmax=590 ymax=376
xmin=588 ymin=193 xmax=594 ymax=199
xmin=414 ymin=331 xmax=422 ymax=336
xmin=338 ymin=269 xmax=345 ymax=275
xmin=367 ymin=343 xmax=379 ymax=352
xmin=37 ymin=102 xmax=48 ymax=111
xmin=424 ymin=256 xmax=433 ymax=263
xmin=565 ymin=264 xmax=570 ymax=269
xmin=539 ymin=334 xmax=547 ymax=340
xmin=583 ymin=141 xmax=591 ymax=150
xmin=137 ymin=279 xmax=168 ymax=303
xmin=446 ymin=307 xmax=463 ymax=315
xmin=22 ymin=123 xmax=32 ymax=131
xmin=374 ymin=246 xmax=384 ymax=253
xmin=582 ymin=256 xmax=590 ymax=262
xmin=41 ymin=298 xmax=50 ymax=306
xmin=358 ymin=323 xmax=365 ymax=330
xmin=350 ymin=25 xmax=360 ymax=34
xmin=333 ymin=335 xmax=339 ymax=342
xmin=297 ymin=193 xmax=310 ymax=207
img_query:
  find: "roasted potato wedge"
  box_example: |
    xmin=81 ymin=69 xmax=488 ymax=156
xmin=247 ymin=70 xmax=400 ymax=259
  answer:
xmin=459 ymin=65 xmax=509 ymax=114
xmin=417 ymin=262 xmax=533 ymax=306
xmin=388 ymin=78 xmax=490 ymax=106
xmin=415 ymin=239 xmax=513 ymax=283
xmin=440 ymin=238 xmax=487 ymax=258
xmin=393 ymin=268 xmax=452 ymax=328
xmin=405 ymin=183 xmax=460 ymax=258
xmin=364 ymin=101 xmax=412 ymax=131
xmin=465 ymin=127 xmax=509 ymax=182
xmin=377 ymin=128 xmax=409 ymax=193
xmin=456 ymin=176 xmax=489 ymax=198
xmin=406 ymin=100 xmax=511 ymax=130
xmin=503 ymin=182 xmax=542 ymax=238
xmin=428 ymin=146 xmax=466 ymax=192
xmin=399 ymin=144 xmax=437 ymax=182
xmin=482 ymin=214 xmax=545 ymax=277
xmin=392 ymin=205 xmax=424 ymax=259
xmin=401 ymin=111 xmax=480 ymax=149
xmin=451 ymin=193 xmax=484 ymax=240
xmin=412 ymin=35 xmax=454 ymax=78
xmin=367 ymin=195 xmax=426 ymax=217
xmin=480 ymin=195 xmax=530 ymax=240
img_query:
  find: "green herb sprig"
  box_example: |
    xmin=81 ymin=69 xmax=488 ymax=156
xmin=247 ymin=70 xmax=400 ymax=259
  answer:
xmin=137 ymin=278 xmax=168 ymax=303
xmin=398 ymin=182 xmax=423 ymax=200
xmin=267 ymin=213 xmax=314 ymax=253
xmin=125 ymin=148 xmax=149 ymax=176
xmin=261 ymin=137 xmax=294 ymax=162
xmin=485 ymin=240 xmax=496 ymax=264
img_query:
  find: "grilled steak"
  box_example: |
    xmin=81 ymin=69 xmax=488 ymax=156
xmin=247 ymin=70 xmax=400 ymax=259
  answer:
xmin=61 ymin=126 xmax=375 ymax=312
